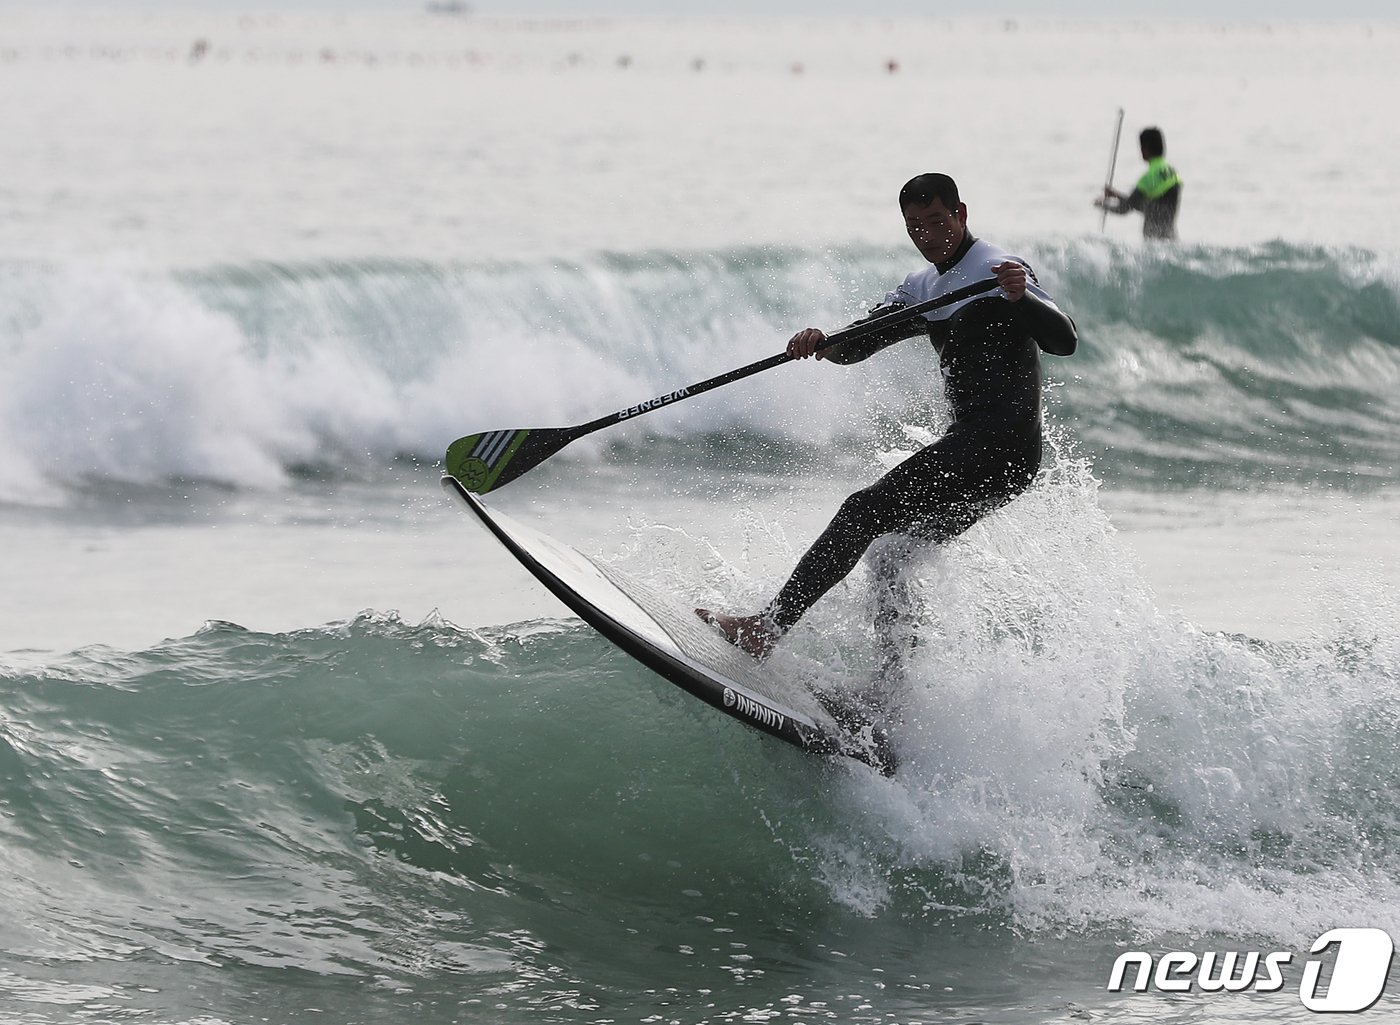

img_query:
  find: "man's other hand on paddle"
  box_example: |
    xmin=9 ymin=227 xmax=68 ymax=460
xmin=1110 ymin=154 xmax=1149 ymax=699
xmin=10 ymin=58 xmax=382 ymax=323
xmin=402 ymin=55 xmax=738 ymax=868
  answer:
xmin=786 ymin=326 xmax=828 ymax=360
xmin=992 ymin=260 xmax=1028 ymax=301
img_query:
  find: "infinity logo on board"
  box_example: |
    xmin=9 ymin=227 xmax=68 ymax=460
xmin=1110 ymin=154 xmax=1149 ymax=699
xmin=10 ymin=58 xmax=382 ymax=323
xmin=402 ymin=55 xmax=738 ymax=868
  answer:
xmin=721 ymin=687 xmax=785 ymax=732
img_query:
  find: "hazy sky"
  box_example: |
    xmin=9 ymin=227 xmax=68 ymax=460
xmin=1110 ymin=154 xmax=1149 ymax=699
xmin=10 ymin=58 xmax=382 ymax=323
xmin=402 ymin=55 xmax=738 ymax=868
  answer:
xmin=7 ymin=0 xmax=1398 ymax=17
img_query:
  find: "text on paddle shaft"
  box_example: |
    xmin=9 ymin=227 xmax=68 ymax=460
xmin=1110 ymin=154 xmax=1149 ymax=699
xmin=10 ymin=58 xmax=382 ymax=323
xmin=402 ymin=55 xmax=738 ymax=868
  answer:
xmin=617 ymin=388 xmax=692 ymax=420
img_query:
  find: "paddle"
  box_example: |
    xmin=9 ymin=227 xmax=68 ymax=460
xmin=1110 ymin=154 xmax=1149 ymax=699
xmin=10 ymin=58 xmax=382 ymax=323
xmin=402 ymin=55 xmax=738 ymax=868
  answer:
xmin=1099 ymin=107 xmax=1125 ymax=232
xmin=444 ymin=276 xmax=1003 ymax=494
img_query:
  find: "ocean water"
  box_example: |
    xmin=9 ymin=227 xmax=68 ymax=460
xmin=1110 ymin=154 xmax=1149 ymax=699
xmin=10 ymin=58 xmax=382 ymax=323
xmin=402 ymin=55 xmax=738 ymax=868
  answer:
xmin=2 ymin=10 xmax=1399 ymax=1024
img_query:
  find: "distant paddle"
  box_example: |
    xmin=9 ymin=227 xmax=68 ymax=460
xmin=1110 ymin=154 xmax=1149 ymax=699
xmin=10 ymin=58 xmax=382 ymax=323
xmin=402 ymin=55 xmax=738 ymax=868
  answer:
xmin=1100 ymin=107 xmax=1125 ymax=232
xmin=444 ymin=276 xmax=1003 ymax=494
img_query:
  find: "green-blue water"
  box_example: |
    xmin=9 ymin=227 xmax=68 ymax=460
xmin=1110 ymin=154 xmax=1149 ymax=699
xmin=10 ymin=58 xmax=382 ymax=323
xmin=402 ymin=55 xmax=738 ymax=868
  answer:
xmin=4 ymin=12 xmax=1400 ymax=1022
xmin=5 ymin=602 xmax=1398 ymax=1022
xmin=4 ymin=236 xmax=1399 ymax=1023
xmin=4 ymin=240 xmax=1398 ymax=503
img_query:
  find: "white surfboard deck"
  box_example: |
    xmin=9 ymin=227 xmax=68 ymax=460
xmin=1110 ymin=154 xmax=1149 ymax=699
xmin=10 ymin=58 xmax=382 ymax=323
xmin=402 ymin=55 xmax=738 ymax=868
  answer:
xmin=442 ymin=475 xmax=894 ymax=775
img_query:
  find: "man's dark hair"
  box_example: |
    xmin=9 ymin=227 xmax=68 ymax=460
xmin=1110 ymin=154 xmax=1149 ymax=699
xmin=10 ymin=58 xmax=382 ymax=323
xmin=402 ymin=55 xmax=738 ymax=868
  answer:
xmin=899 ymin=173 xmax=960 ymax=212
xmin=1140 ymin=127 xmax=1165 ymax=158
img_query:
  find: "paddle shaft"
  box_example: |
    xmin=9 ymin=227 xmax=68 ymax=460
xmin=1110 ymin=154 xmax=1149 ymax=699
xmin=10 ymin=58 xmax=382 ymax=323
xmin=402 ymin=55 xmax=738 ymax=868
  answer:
xmin=444 ymin=275 xmax=1005 ymax=493
xmin=568 ymin=275 xmax=1003 ymax=439
xmin=1100 ymin=107 xmax=1125 ymax=232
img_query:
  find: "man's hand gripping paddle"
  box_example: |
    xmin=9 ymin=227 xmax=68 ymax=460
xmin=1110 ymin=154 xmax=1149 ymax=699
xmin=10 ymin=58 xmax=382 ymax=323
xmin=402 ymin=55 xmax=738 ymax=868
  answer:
xmin=444 ymin=276 xmax=1002 ymax=494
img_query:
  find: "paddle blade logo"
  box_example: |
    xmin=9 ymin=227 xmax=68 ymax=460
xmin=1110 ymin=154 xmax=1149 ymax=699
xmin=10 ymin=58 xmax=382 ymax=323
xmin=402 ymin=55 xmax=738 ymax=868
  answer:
xmin=445 ymin=430 xmax=529 ymax=494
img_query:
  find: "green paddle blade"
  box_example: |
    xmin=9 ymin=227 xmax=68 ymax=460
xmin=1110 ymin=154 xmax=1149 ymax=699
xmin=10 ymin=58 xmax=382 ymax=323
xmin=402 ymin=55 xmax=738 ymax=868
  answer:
xmin=444 ymin=426 xmax=581 ymax=494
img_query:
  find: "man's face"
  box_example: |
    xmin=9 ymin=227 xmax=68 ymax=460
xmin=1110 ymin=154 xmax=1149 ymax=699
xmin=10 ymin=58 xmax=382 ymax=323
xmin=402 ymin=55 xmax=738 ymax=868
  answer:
xmin=904 ymin=198 xmax=967 ymax=265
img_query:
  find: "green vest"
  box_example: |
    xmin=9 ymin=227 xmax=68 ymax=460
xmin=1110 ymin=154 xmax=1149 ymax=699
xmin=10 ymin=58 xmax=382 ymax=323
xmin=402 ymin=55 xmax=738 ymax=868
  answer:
xmin=1136 ymin=156 xmax=1182 ymax=201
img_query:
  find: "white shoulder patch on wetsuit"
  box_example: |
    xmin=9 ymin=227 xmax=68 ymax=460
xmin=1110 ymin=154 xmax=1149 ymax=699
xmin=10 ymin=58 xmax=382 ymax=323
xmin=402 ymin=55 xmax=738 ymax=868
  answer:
xmin=884 ymin=239 xmax=1062 ymax=323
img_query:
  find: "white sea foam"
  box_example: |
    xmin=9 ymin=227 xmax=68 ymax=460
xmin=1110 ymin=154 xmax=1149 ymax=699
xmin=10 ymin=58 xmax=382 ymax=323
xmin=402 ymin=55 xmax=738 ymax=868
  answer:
xmin=616 ymin=425 xmax=1400 ymax=944
xmin=810 ymin=444 xmax=1400 ymax=944
xmin=1 ymin=13 xmax=1396 ymax=1003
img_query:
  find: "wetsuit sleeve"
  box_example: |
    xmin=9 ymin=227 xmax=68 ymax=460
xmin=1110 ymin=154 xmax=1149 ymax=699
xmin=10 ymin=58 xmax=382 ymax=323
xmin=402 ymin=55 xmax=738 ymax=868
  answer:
xmin=1106 ymin=189 xmax=1147 ymax=215
xmin=1014 ymin=292 xmax=1077 ymax=356
xmin=821 ymin=303 xmax=931 ymax=365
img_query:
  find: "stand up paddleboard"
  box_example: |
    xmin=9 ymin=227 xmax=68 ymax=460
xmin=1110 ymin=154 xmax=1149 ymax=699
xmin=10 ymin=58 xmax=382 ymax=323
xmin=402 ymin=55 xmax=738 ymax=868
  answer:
xmin=442 ymin=475 xmax=895 ymax=775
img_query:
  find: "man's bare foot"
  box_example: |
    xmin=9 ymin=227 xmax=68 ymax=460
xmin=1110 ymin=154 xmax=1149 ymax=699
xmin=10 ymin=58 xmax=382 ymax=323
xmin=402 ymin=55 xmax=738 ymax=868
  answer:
xmin=694 ymin=608 xmax=780 ymax=660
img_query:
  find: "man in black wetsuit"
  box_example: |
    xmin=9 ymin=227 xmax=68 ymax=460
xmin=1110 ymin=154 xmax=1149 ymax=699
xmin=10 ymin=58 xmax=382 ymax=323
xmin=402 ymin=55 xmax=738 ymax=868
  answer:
xmin=696 ymin=173 xmax=1077 ymax=662
xmin=1096 ymin=126 xmax=1182 ymax=240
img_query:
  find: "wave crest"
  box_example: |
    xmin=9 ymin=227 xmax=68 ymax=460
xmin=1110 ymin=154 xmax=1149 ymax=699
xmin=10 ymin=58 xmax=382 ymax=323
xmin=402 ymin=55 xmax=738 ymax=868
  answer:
xmin=2 ymin=241 xmax=1396 ymax=505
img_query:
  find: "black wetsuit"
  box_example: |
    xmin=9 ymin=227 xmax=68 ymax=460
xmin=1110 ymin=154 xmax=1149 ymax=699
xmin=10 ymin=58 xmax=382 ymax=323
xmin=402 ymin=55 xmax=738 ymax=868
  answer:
xmin=1106 ymin=185 xmax=1180 ymax=240
xmin=762 ymin=236 xmax=1077 ymax=634
xmin=1104 ymin=156 xmax=1182 ymax=240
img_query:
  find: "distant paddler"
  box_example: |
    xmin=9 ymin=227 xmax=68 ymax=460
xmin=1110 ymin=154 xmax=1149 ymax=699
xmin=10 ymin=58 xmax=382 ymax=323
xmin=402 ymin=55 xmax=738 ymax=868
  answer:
xmin=1096 ymin=126 xmax=1183 ymax=241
